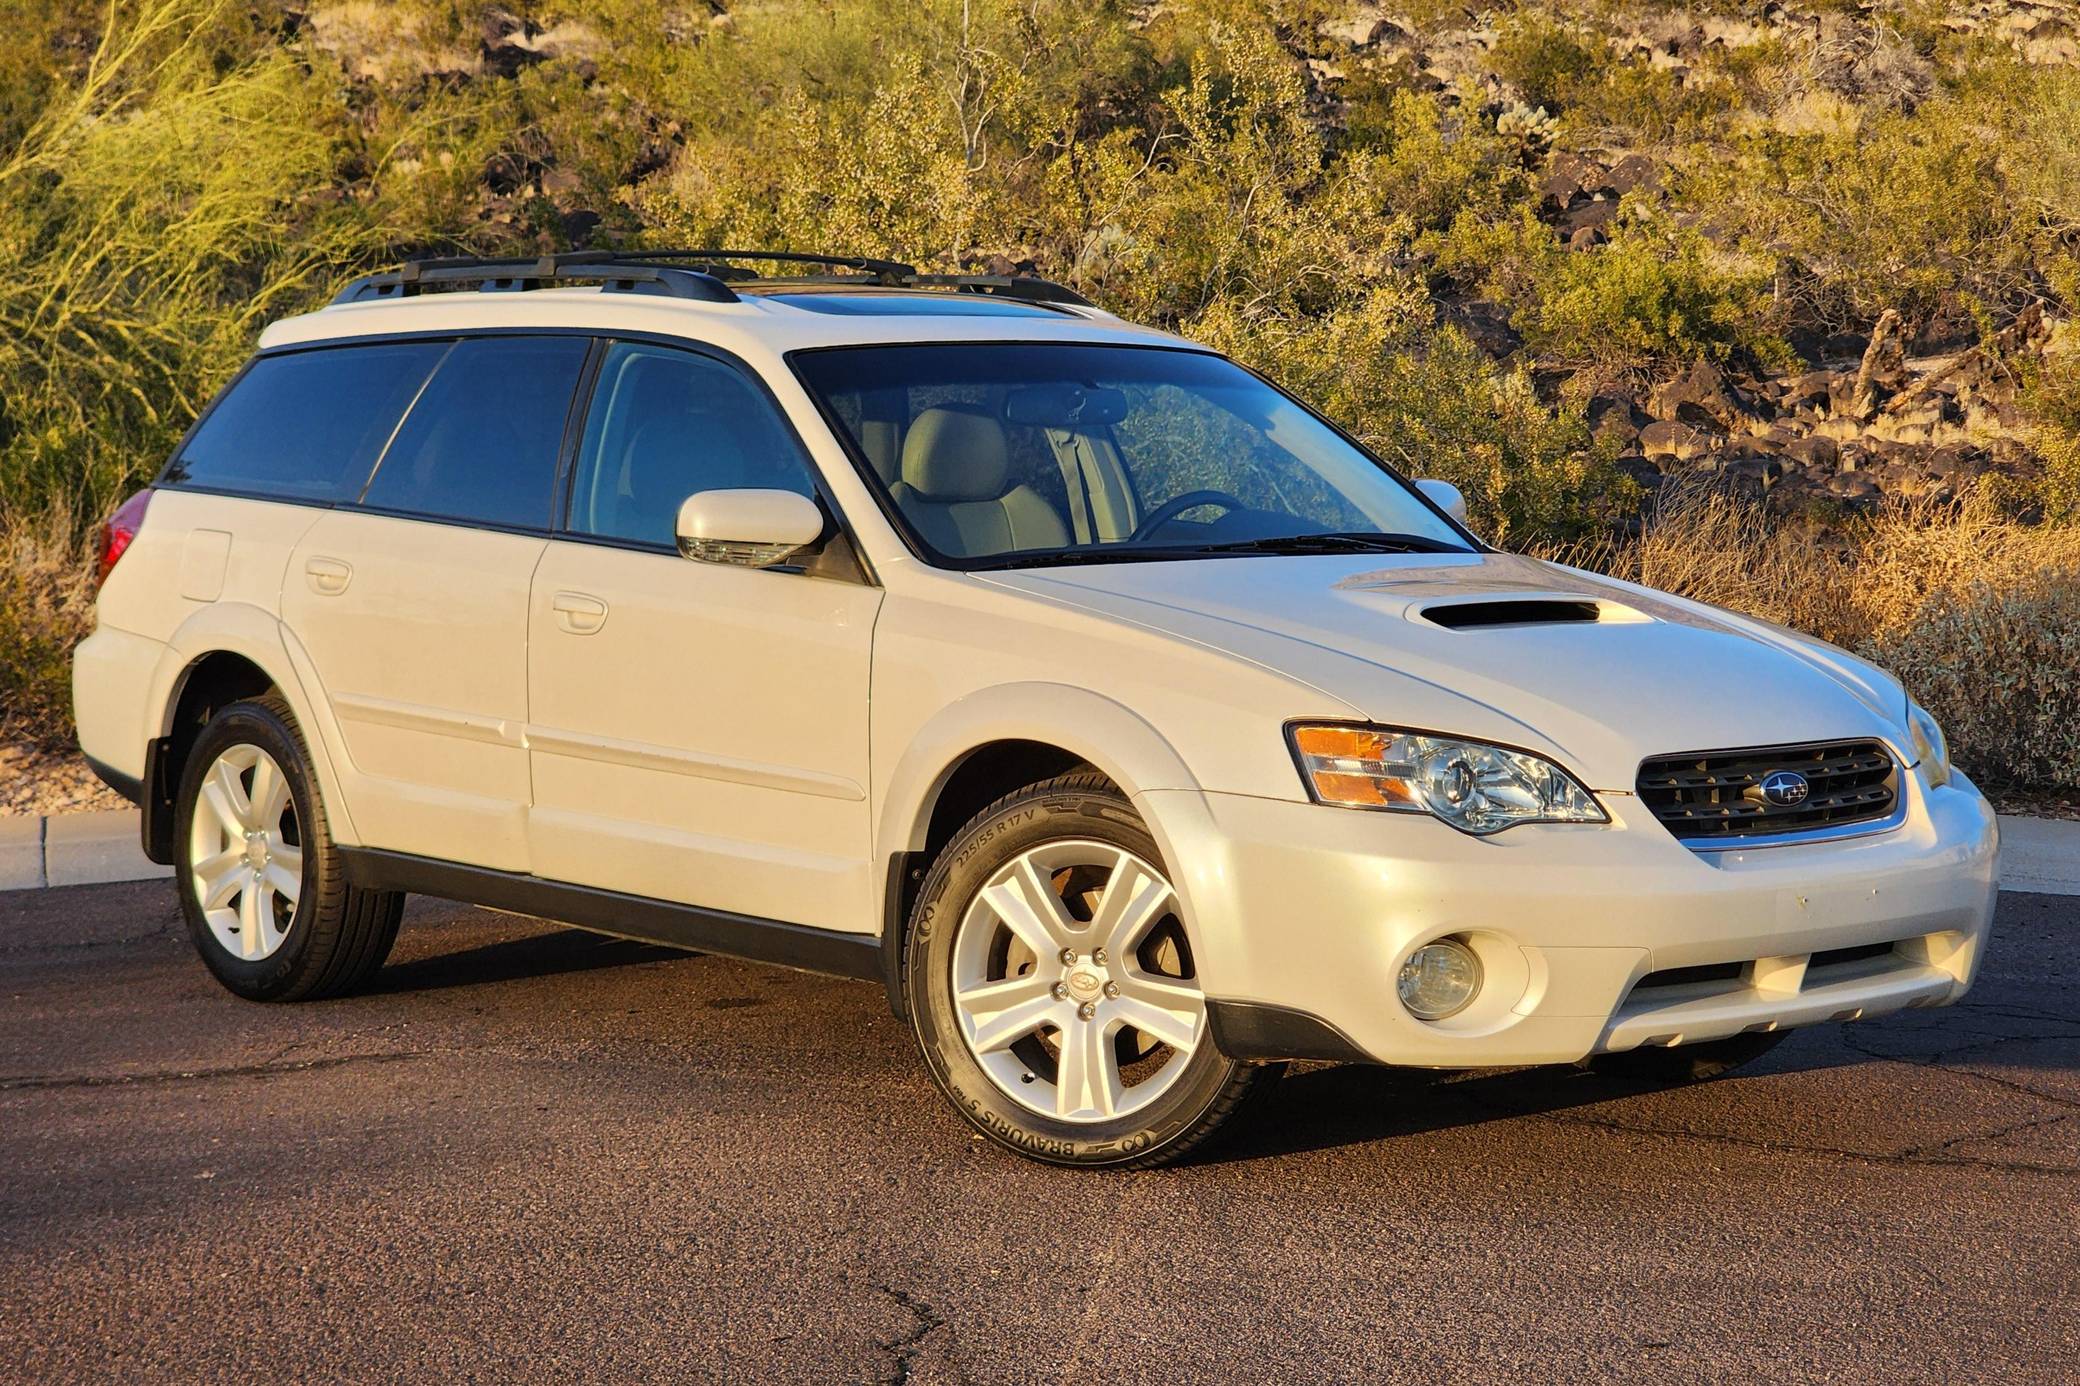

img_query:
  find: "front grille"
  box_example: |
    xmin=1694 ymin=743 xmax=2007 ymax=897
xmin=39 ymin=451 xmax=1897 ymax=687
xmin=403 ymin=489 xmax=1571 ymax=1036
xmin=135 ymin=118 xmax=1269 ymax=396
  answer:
xmin=1809 ymin=941 xmax=1897 ymax=970
xmin=1637 ymin=739 xmax=1898 ymax=842
xmin=1632 ymin=960 xmax=1745 ymax=991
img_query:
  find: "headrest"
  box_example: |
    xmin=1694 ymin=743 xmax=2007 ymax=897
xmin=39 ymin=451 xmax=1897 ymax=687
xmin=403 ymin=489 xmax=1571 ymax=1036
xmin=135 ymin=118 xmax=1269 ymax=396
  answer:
xmin=901 ymin=406 xmax=1010 ymax=501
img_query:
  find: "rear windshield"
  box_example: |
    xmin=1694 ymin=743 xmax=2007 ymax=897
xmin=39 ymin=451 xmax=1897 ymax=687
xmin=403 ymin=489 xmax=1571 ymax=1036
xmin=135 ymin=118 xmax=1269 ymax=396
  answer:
xmin=164 ymin=343 xmax=445 ymax=502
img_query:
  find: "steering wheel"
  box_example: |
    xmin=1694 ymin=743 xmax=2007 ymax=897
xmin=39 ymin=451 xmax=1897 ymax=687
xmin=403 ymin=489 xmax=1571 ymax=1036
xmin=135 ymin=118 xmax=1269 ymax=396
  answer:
xmin=1128 ymin=489 xmax=1248 ymax=542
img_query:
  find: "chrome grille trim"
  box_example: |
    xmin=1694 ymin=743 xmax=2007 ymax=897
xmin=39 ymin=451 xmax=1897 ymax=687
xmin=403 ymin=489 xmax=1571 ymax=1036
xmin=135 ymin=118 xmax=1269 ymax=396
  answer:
xmin=1636 ymin=738 xmax=1900 ymax=845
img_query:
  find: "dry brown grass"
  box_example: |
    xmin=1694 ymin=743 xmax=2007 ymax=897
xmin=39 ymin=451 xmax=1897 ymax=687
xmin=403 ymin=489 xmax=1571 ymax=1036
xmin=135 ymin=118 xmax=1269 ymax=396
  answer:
xmin=1552 ymin=485 xmax=2080 ymax=790
xmin=0 ymin=510 xmax=96 ymax=749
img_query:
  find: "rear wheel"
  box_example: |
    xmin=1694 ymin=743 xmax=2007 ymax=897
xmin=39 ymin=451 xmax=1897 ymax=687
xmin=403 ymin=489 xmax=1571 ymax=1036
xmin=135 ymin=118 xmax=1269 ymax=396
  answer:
xmin=1591 ymin=1031 xmax=1786 ymax=1083
xmin=174 ymin=694 xmax=401 ymax=1001
xmin=905 ymin=774 xmax=1276 ymax=1167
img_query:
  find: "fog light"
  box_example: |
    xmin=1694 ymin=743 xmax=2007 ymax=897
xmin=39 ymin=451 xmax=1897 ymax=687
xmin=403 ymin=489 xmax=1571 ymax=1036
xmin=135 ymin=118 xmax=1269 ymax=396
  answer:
xmin=1398 ymin=938 xmax=1481 ymax=1021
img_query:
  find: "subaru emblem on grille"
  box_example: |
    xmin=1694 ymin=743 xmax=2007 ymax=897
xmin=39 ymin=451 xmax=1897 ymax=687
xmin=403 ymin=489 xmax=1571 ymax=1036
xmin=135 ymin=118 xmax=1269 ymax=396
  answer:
xmin=1760 ymin=770 xmax=1811 ymax=807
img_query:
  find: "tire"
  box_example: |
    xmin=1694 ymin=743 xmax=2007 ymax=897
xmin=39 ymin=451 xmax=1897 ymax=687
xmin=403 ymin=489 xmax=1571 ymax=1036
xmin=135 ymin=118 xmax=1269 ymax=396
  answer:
xmin=904 ymin=773 xmax=1277 ymax=1168
xmin=1590 ymin=1030 xmax=1786 ymax=1084
xmin=173 ymin=693 xmax=402 ymax=1001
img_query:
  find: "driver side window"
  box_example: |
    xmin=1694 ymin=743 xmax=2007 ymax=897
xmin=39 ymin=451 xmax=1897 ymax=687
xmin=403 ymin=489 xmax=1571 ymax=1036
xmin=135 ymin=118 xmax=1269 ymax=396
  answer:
xmin=566 ymin=342 xmax=817 ymax=549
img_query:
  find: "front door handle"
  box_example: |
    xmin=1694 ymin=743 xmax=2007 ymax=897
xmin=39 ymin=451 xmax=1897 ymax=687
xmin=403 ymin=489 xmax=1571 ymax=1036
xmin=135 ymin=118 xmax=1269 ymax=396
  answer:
xmin=304 ymin=557 xmax=353 ymax=596
xmin=551 ymin=591 xmax=609 ymax=635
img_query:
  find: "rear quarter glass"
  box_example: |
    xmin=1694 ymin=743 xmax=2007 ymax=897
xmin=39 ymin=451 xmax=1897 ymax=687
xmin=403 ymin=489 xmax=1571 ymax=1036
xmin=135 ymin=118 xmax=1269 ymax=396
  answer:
xmin=163 ymin=342 xmax=450 ymax=502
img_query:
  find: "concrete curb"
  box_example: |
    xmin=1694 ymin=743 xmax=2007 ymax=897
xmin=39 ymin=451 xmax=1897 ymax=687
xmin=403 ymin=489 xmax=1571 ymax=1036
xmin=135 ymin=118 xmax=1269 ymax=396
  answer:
xmin=0 ymin=808 xmax=2074 ymax=895
xmin=1997 ymin=815 xmax=2080 ymax=897
xmin=1 ymin=809 xmax=169 ymax=892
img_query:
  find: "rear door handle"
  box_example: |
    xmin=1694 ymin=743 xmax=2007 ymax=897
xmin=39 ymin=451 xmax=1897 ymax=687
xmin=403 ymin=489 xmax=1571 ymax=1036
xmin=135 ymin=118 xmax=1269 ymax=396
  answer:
xmin=304 ymin=557 xmax=352 ymax=596
xmin=551 ymin=591 xmax=608 ymax=635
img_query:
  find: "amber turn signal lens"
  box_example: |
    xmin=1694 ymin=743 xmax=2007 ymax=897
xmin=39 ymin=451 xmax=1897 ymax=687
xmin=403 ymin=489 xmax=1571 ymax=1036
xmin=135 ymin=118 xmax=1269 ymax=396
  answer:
xmin=1290 ymin=725 xmax=1418 ymax=809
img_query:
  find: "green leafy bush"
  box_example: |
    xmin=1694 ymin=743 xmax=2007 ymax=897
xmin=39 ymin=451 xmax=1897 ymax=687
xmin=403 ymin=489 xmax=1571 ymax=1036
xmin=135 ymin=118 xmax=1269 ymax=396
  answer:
xmin=1430 ymin=207 xmax=1792 ymax=372
xmin=2019 ymin=333 xmax=2080 ymax=524
xmin=1188 ymin=286 xmax=1636 ymax=543
xmin=1488 ymin=13 xmax=1599 ymax=114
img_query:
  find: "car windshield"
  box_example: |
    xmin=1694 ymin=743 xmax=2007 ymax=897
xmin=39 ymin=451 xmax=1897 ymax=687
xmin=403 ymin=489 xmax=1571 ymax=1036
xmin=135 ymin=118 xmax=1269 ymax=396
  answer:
xmin=791 ymin=343 xmax=1473 ymax=569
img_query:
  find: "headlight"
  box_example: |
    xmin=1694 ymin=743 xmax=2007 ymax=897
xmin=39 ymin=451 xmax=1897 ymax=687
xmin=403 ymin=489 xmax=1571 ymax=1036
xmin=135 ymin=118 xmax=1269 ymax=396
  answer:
xmin=1907 ymin=701 xmax=1951 ymax=789
xmin=1288 ymin=724 xmax=1607 ymax=835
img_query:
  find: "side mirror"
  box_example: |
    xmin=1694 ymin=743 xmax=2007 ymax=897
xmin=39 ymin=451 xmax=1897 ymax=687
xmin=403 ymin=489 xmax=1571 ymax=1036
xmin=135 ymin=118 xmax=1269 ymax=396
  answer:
xmin=675 ymin=489 xmax=826 ymax=568
xmin=1416 ymin=478 xmax=1469 ymax=525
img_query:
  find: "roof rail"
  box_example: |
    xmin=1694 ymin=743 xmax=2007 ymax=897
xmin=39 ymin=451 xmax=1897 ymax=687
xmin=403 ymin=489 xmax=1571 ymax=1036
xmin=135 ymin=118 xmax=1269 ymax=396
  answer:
xmin=329 ymin=249 xmax=1095 ymax=310
xmin=620 ymin=251 xmax=1093 ymax=306
xmin=331 ymin=252 xmax=739 ymax=305
xmin=908 ymin=273 xmax=1094 ymax=307
xmin=613 ymin=249 xmax=918 ymax=286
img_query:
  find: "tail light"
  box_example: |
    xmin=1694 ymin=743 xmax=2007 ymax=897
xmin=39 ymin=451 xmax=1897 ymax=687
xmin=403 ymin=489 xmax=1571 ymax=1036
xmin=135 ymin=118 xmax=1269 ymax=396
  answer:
xmin=94 ymin=489 xmax=154 ymax=592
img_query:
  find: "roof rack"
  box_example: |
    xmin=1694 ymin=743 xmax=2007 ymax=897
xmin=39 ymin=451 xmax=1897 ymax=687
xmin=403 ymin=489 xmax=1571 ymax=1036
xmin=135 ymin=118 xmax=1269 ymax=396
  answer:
xmin=331 ymin=252 xmax=739 ymax=305
xmin=330 ymin=249 xmax=1095 ymax=310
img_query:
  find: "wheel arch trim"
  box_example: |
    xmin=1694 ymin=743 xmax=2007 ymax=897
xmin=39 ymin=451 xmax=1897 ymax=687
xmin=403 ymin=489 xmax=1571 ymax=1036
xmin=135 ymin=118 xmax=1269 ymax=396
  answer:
xmin=873 ymin=684 xmax=1205 ymax=1013
xmin=149 ymin=603 xmax=359 ymax=849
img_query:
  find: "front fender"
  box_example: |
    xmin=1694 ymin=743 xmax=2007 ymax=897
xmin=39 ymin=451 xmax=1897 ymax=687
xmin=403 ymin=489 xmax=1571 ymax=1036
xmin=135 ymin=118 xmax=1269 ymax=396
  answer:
xmin=875 ymin=682 xmax=1201 ymax=864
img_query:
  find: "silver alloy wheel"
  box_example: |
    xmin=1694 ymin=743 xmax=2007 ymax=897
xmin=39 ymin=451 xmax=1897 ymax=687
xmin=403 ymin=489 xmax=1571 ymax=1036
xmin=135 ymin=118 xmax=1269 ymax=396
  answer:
xmin=186 ymin=743 xmax=303 ymax=962
xmin=950 ymin=840 xmax=1205 ymax=1124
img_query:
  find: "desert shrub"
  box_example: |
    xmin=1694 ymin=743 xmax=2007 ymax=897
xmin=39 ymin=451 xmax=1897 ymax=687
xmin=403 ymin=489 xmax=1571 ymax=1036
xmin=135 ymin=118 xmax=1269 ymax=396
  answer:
xmin=2018 ymin=332 xmax=2080 ymax=523
xmin=1557 ymin=484 xmax=2080 ymax=788
xmin=0 ymin=0 xmax=389 ymax=526
xmin=1188 ymin=286 xmax=1637 ymax=543
xmin=1488 ymin=13 xmax=1600 ymax=114
xmin=633 ymin=0 xmax=1152 ymax=276
xmin=1339 ymin=89 xmax=1531 ymax=235
xmin=0 ymin=513 xmax=95 ymax=749
xmin=1430 ymin=207 xmax=1792 ymax=372
xmin=1682 ymin=64 xmax=2075 ymax=335
xmin=1879 ymin=578 xmax=2080 ymax=789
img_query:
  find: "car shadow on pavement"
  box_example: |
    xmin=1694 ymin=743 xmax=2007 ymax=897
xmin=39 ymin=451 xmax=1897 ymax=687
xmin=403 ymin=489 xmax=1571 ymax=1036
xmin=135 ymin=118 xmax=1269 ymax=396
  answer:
xmin=1192 ymin=1050 xmax=1838 ymax=1166
xmin=364 ymin=926 xmax=682 ymax=996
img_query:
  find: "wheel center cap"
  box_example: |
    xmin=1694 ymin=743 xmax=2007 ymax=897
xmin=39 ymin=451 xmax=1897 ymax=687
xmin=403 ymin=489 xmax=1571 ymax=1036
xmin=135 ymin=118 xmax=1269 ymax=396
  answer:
xmin=1065 ymin=969 xmax=1104 ymax=1002
xmin=245 ymin=835 xmax=269 ymax=869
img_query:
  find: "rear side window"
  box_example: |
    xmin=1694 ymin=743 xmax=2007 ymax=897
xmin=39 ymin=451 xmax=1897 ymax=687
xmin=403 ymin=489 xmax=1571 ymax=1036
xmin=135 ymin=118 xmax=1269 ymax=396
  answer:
xmin=164 ymin=343 xmax=444 ymax=502
xmin=359 ymin=336 xmax=592 ymax=530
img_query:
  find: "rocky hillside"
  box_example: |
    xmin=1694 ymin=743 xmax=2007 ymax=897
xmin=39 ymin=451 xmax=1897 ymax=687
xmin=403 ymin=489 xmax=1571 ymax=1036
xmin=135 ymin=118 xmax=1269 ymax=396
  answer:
xmin=1302 ymin=1 xmax=2080 ymax=521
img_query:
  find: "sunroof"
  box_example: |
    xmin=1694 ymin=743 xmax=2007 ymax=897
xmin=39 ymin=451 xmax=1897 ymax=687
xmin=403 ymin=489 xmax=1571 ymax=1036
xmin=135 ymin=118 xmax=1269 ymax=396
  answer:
xmin=767 ymin=292 xmax=1067 ymax=318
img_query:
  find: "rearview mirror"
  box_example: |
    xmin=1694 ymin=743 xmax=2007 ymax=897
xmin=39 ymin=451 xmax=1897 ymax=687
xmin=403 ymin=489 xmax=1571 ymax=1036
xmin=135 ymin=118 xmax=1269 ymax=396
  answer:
xmin=1002 ymin=384 xmax=1128 ymax=428
xmin=675 ymin=489 xmax=826 ymax=568
xmin=1416 ymin=478 xmax=1469 ymax=525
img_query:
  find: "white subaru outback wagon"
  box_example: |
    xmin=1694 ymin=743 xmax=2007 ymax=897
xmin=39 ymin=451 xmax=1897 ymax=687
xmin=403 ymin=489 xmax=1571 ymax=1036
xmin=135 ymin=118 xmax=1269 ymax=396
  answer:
xmin=74 ymin=250 xmax=1999 ymax=1167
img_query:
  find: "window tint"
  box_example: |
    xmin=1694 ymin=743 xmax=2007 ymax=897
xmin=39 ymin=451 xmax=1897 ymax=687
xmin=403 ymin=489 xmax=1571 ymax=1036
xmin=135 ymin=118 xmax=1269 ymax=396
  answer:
xmin=566 ymin=342 xmax=818 ymax=547
xmin=164 ymin=343 xmax=445 ymax=502
xmin=359 ymin=336 xmax=591 ymax=529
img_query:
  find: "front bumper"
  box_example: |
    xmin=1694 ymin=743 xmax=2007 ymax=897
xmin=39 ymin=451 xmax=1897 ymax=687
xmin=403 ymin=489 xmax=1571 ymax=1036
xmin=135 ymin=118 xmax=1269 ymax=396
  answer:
xmin=1143 ymin=767 xmax=1998 ymax=1069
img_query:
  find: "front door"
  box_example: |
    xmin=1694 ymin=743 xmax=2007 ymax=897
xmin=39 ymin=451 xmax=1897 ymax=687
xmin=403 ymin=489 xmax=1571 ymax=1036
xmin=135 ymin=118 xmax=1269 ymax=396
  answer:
xmin=525 ymin=341 xmax=882 ymax=931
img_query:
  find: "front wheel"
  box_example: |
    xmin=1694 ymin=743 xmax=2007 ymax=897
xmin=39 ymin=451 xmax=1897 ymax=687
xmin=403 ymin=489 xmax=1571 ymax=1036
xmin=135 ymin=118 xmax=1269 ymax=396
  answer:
xmin=174 ymin=694 xmax=402 ymax=1001
xmin=904 ymin=774 xmax=1276 ymax=1168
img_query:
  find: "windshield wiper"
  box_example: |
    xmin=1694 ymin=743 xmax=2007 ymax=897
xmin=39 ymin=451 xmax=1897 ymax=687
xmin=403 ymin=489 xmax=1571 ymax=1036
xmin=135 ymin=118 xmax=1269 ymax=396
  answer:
xmin=968 ymin=532 xmax=1468 ymax=572
xmin=1182 ymin=532 xmax=1467 ymax=556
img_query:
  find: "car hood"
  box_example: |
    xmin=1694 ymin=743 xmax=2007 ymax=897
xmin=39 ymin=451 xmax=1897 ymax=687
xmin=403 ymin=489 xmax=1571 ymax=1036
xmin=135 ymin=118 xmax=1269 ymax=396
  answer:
xmin=980 ymin=552 xmax=1910 ymax=791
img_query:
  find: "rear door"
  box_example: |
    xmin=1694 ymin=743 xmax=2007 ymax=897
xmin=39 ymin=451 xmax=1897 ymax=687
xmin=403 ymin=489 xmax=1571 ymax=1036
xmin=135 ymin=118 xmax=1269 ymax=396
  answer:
xmin=525 ymin=340 xmax=882 ymax=930
xmin=282 ymin=334 xmax=593 ymax=872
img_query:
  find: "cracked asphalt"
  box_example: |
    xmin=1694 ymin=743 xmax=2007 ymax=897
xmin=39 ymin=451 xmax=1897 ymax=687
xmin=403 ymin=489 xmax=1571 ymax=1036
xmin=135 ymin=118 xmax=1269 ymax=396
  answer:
xmin=3 ymin=882 xmax=2076 ymax=1383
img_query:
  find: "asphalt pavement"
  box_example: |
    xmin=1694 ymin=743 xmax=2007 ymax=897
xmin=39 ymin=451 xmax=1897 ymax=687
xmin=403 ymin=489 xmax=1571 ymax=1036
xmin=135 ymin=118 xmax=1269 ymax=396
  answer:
xmin=3 ymin=880 xmax=2076 ymax=1383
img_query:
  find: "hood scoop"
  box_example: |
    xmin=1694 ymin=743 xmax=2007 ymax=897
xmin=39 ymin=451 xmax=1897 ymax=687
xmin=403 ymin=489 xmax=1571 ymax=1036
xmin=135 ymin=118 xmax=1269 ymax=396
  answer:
xmin=1419 ymin=597 xmax=1616 ymax=630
